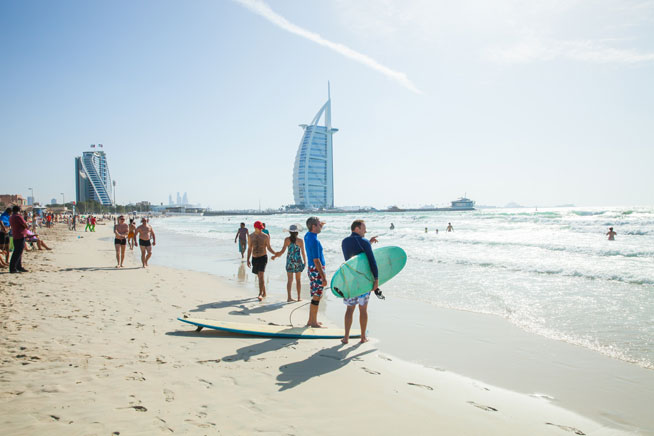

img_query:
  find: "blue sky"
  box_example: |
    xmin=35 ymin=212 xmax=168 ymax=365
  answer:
xmin=1 ymin=0 xmax=653 ymax=209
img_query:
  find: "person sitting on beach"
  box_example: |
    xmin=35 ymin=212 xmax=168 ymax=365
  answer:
xmin=114 ymin=216 xmax=129 ymax=268
xmin=234 ymin=222 xmax=249 ymax=259
xmin=341 ymin=219 xmax=379 ymax=344
xmin=135 ymin=218 xmax=156 ymax=267
xmin=446 ymin=222 xmax=453 ymax=232
xmin=304 ymin=216 xmax=327 ymax=327
xmin=128 ymin=218 xmax=137 ymax=250
xmin=247 ymin=221 xmax=277 ymax=301
xmin=273 ymin=224 xmax=307 ymax=302
xmin=606 ymin=227 xmax=617 ymax=241
xmin=25 ymin=230 xmax=52 ymax=251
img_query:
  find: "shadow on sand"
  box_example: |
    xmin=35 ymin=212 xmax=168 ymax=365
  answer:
xmin=59 ymin=266 xmax=142 ymax=272
xmin=276 ymin=343 xmax=376 ymax=391
xmin=220 ymin=337 xmax=299 ymax=363
xmin=189 ymin=297 xmax=260 ymax=313
xmin=228 ymin=301 xmax=293 ymax=316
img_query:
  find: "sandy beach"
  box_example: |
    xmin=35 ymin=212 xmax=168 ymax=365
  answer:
xmin=0 ymin=223 xmax=645 ymax=435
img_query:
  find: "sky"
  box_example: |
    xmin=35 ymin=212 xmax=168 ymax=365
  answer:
xmin=1 ymin=0 xmax=653 ymax=209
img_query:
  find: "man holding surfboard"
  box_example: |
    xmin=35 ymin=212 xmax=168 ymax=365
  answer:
xmin=304 ymin=216 xmax=326 ymax=327
xmin=341 ymin=219 xmax=379 ymax=344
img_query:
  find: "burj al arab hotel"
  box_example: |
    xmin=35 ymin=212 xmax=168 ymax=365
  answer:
xmin=292 ymin=84 xmax=338 ymax=209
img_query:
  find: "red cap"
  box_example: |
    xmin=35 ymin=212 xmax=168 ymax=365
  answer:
xmin=254 ymin=221 xmax=264 ymax=230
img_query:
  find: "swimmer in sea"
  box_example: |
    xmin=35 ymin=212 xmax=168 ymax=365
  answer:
xmin=606 ymin=227 xmax=617 ymax=241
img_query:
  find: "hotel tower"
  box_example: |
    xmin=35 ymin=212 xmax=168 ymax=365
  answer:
xmin=292 ymin=84 xmax=338 ymax=209
xmin=75 ymin=144 xmax=114 ymax=206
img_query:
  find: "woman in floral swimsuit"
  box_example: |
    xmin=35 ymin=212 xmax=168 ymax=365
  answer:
xmin=273 ymin=224 xmax=307 ymax=301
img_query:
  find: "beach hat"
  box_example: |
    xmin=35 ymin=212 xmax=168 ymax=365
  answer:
xmin=254 ymin=221 xmax=264 ymax=230
xmin=286 ymin=224 xmax=303 ymax=233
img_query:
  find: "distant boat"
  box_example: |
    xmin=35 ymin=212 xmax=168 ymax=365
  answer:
xmin=450 ymin=197 xmax=475 ymax=210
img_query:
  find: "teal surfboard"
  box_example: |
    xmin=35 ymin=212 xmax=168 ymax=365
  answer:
xmin=330 ymin=246 xmax=407 ymax=299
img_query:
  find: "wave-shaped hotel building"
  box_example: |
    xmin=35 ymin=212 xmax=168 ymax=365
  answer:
xmin=75 ymin=144 xmax=114 ymax=206
xmin=292 ymin=85 xmax=338 ymax=209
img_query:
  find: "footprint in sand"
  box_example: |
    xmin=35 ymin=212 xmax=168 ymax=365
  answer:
xmin=126 ymin=372 xmax=146 ymax=381
xmin=407 ymin=382 xmax=434 ymax=390
xmin=468 ymin=401 xmax=498 ymax=412
xmin=545 ymin=423 xmax=586 ymax=435
xmin=184 ymin=419 xmax=216 ymax=429
xmin=198 ymin=378 xmax=213 ymax=389
xmin=163 ymin=389 xmax=175 ymax=402
xmin=155 ymin=417 xmax=174 ymax=433
xmin=361 ymin=367 xmax=381 ymax=375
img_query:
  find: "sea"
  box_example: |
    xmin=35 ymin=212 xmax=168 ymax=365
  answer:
xmin=151 ymin=206 xmax=654 ymax=370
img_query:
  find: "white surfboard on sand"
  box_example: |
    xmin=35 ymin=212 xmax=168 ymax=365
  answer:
xmin=177 ymin=317 xmax=360 ymax=339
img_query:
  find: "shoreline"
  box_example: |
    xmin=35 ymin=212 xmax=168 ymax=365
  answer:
xmin=0 ymin=223 xmax=646 ymax=434
xmin=150 ymin=222 xmax=654 ymax=433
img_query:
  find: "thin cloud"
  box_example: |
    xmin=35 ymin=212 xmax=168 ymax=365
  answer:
xmin=234 ymin=0 xmax=422 ymax=94
xmin=487 ymin=38 xmax=654 ymax=64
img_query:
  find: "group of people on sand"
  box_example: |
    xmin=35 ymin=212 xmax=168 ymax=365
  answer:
xmin=113 ymin=216 xmax=156 ymax=268
xmin=0 ymin=205 xmax=53 ymax=273
xmin=236 ymin=216 xmax=380 ymax=344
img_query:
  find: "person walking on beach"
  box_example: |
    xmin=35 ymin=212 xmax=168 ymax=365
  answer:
xmin=305 ymin=216 xmax=326 ymax=327
xmin=135 ymin=218 xmax=156 ymax=267
xmin=341 ymin=219 xmax=379 ymax=344
xmin=262 ymin=223 xmax=270 ymax=237
xmin=71 ymin=213 xmax=77 ymax=231
xmin=234 ymin=222 xmax=249 ymax=259
xmin=9 ymin=205 xmax=29 ymax=273
xmin=84 ymin=215 xmax=92 ymax=232
xmin=446 ymin=222 xmax=453 ymax=232
xmin=90 ymin=215 xmax=96 ymax=232
xmin=127 ymin=218 xmax=137 ymax=250
xmin=114 ymin=216 xmax=129 ymax=268
xmin=273 ymin=224 xmax=307 ymax=301
xmin=247 ymin=221 xmax=277 ymax=301
xmin=606 ymin=227 xmax=617 ymax=241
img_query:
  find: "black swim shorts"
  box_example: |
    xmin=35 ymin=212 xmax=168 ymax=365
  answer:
xmin=114 ymin=238 xmax=127 ymax=246
xmin=251 ymin=255 xmax=268 ymax=274
xmin=139 ymin=239 xmax=151 ymax=247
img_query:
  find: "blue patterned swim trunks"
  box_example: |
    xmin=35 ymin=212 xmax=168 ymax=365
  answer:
xmin=343 ymin=291 xmax=371 ymax=307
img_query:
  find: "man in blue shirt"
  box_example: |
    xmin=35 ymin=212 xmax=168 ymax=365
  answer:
xmin=304 ymin=216 xmax=326 ymax=328
xmin=341 ymin=219 xmax=379 ymax=344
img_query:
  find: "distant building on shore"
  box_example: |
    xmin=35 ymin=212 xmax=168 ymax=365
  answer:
xmin=292 ymin=83 xmax=338 ymax=209
xmin=0 ymin=194 xmax=27 ymax=206
xmin=75 ymin=144 xmax=114 ymax=206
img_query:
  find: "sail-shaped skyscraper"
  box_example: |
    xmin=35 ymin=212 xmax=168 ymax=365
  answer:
xmin=75 ymin=145 xmax=114 ymax=206
xmin=292 ymin=84 xmax=338 ymax=209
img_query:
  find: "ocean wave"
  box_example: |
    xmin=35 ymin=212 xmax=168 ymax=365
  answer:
xmin=437 ymin=258 xmax=654 ymax=286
